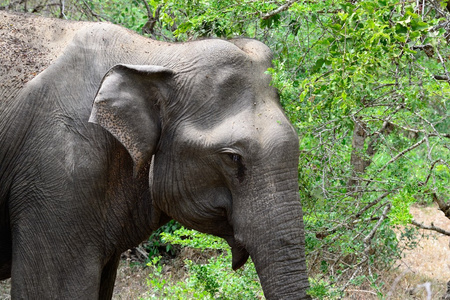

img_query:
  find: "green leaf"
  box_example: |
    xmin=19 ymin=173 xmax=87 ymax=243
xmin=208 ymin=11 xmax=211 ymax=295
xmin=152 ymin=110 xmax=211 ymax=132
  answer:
xmin=411 ymin=19 xmax=430 ymax=31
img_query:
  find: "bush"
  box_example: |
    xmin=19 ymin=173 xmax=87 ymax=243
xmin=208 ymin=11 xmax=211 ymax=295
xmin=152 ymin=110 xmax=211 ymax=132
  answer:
xmin=144 ymin=220 xmax=182 ymax=261
xmin=144 ymin=227 xmax=264 ymax=299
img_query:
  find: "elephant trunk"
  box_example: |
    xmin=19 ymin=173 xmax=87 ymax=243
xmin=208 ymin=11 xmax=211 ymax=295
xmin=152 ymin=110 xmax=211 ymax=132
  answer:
xmin=233 ymin=174 xmax=311 ymax=299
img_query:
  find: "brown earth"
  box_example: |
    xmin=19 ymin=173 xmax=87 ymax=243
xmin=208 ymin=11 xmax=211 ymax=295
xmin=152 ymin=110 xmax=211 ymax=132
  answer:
xmin=0 ymin=11 xmax=84 ymax=99
xmin=346 ymin=203 xmax=450 ymax=300
xmin=387 ymin=204 xmax=450 ymax=299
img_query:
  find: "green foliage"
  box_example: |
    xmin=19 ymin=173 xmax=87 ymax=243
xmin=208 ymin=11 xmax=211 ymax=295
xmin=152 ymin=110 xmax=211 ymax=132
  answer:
xmin=144 ymin=220 xmax=181 ymax=260
xmin=270 ymin=0 xmax=449 ymax=293
xmin=160 ymin=227 xmax=226 ymax=250
xmin=145 ymin=228 xmax=263 ymax=299
xmin=308 ymin=277 xmax=343 ymax=299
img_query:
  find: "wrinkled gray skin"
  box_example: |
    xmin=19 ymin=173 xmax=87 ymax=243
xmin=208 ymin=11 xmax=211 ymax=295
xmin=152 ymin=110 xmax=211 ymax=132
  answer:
xmin=0 ymin=12 xmax=310 ymax=299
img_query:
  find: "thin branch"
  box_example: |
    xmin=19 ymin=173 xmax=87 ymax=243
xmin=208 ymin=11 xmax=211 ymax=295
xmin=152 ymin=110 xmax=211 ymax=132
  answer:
xmin=59 ymin=0 xmax=65 ymax=19
xmin=434 ymin=74 xmax=449 ymax=81
xmin=142 ymin=0 xmax=152 ymax=17
xmin=422 ymin=159 xmax=447 ymax=186
xmin=412 ymin=44 xmax=434 ymax=57
xmin=364 ymin=203 xmax=391 ymax=252
xmin=340 ymin=266 xmax=362 ymax=294
xmin=380 ymin=121 xmax=450 ymax=139
xmin=430 ymin=20 xmax=450 ymax=32
xmin=377 ymin=137 xmax=427 ymax=174
xmin=435 ymin=44 xmax=450 ymax=85
xmin=413 ymin=111 xmax=447 ymax=140
xmin=141 ymin=0 xmax=158 ymax=36
xmin=411 ymin=219 xmax=450 ymax=236
xmin=355 ymin=191 xmax=392 ymax=219
xmin=373 ymin=83 xmax=396 ymax=90
xmin=346 ymin=289 xmax=378 ymax=296
xmin=82 ymin=0 xmax=102 ymax=21
xmin=261 ymin=0 xmax=298 ymax=19
xmin=386 ymin=270 xmax=409 ymax=300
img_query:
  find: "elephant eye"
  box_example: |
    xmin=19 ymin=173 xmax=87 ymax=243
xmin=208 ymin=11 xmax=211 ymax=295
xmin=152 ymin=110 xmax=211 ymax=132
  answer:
xmin=228 ymin=153 xmax=241 ymax=163
xmin=226 ymin=153 xmax=246 ymax=183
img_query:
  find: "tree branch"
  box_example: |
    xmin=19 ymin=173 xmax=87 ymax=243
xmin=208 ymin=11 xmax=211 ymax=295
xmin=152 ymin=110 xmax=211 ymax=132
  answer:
xmin=261 ymin=0 xmax=298 ymax=19
xmin=377 ymin=137 xmax=427 ymax=174
xmin=81 ymin=0 xmax=102 ymax=21
xmin=411 ymin=219 xmax=450 ymax=236
xmin=381 ymin=121 xmax=450 ymax=139
xmin=435 ymin=44 xmax=450 ymax=85
xmin=431 ymin=192 xmax=450 ymax=219
xmin=355 ymin=191 xmax=392 ymax=219
xmin=141 ymin=1 xmax=163 ymax=37
xmin=421 ymin=159 xmax=448 ymax=186
xmin=434 ymin=74 xmax=449 ymax=81
xmin=59 ymin=0 xmax=66 ymax=19
xmin=412 ymin=44 xmax=434 ymax=57
xmin=363 ymin=203 xmax=391 ymax=252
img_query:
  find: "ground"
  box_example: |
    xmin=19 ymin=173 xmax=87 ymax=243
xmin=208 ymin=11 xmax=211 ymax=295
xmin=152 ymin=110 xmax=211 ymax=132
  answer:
xmin=345 ymin=203 xmax=450 ymax=299
xmin=0 ymin=204 xmax=449 ymax=299
xmin=388 ymin=204 xmax=450 ymax=299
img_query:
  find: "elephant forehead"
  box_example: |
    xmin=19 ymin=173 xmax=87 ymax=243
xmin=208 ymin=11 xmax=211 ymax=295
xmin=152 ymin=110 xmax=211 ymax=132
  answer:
xmin=172 ymin=66 xmax=278 ymax=124
xmin=174 ymin=103 xmax=296 ymax=155
xmin=175 ymin=110 xmax=257 ymax=148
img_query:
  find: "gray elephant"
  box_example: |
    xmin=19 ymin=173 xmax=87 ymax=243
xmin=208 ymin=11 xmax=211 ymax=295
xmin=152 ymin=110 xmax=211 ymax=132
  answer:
xmin=0 ymin=11 xmax=310 ymax=299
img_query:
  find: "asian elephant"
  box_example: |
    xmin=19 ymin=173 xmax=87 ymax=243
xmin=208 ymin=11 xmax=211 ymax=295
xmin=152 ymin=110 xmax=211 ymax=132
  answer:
xmin=0 ymin=11 xmax=310 ymax=299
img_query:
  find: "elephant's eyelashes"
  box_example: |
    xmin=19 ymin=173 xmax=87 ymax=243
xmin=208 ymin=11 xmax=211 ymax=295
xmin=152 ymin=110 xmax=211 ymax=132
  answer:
xmin=226 ymin=153 xmax=246 ymax=183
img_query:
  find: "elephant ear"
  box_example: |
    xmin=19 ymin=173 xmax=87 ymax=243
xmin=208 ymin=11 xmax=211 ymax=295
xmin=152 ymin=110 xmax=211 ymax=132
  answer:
xmin=89 ymin=64 xmax=174 ymax=174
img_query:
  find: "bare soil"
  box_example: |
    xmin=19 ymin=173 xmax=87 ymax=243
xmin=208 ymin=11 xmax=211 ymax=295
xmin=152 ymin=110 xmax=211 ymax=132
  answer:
xmin=1 ymin=204 xmax=449 ymax=299
xmin=346 ymin=203 xmax=450 ymax=300
xmin=386 ymin=204 xmax=450 ymax=299
xmin=0 ymin=11 xmax=84 ymax=97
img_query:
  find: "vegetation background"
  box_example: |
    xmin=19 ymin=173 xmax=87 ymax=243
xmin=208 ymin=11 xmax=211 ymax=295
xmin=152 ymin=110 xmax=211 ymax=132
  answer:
xmin=1 ymin=0 xmax=449 ymax=299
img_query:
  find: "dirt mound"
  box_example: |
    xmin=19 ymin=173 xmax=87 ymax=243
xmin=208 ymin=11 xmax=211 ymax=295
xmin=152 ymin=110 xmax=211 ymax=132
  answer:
xmin=0 ymin=11 xmax=83 ymax=98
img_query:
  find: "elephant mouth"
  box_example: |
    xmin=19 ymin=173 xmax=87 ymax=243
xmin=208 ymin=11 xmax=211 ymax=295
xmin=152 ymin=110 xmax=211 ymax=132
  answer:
xmin=224 ymin=236 xmax=250 ymax=270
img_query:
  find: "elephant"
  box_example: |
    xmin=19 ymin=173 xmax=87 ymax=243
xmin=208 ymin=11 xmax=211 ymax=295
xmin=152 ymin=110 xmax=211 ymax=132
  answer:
xmin=0 ymin=11 xmax=310 ymax=299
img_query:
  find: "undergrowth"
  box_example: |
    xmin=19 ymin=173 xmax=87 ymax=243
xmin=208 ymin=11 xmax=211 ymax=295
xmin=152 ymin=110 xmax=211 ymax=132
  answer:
xmin=143 ymin=227 xmax=264 ymax=299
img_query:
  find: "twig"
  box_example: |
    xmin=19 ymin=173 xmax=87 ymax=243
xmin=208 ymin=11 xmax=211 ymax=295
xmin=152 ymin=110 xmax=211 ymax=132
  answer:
xmin=434 ymin=75 xmax=449 ymax=81
xmin=411 ymin=219 xmax=450 ymax=236
xmin=261 ymin=0 xmax=298 ymax=19
xmin=355 ymin=191 xmax=391 ymax=219
xmin=373 ymin=83 xmax=396 ymax=90
xmin=82 ymin=0 xmax=102 ymax=21
xmin=435 ymin=44 xmax=450 ymax=85
xmin=340 ymin=265 xmax=363 ymax=296
xmin=413 ymin=111 xmax=447 ymax=140
xmin=377 ymin=137 xmax=427 ymax=174
xmin=135 ymin=245 xmax=149 ymax=259
xmin=380 ymin=121 xmax=450 ymax=139
xmin=59 ymin=0 xmax=66 ymax=19
xmin=422 ymin=159 xmax=447 ymax=186
xmin=363 ymin=203 xmax=391 ymax=252
xmin=346 ymin=289 xmax=378 ymax=296
xmin=430 ymin=20 xmax=450 ymax=32
xmin=385 ymin=270 xmax=409 ymax=300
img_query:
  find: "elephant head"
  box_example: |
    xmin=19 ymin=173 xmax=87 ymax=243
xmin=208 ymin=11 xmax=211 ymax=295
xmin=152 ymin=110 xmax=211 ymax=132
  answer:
xmin=89 ymin=39 xmax=310 ymax=299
